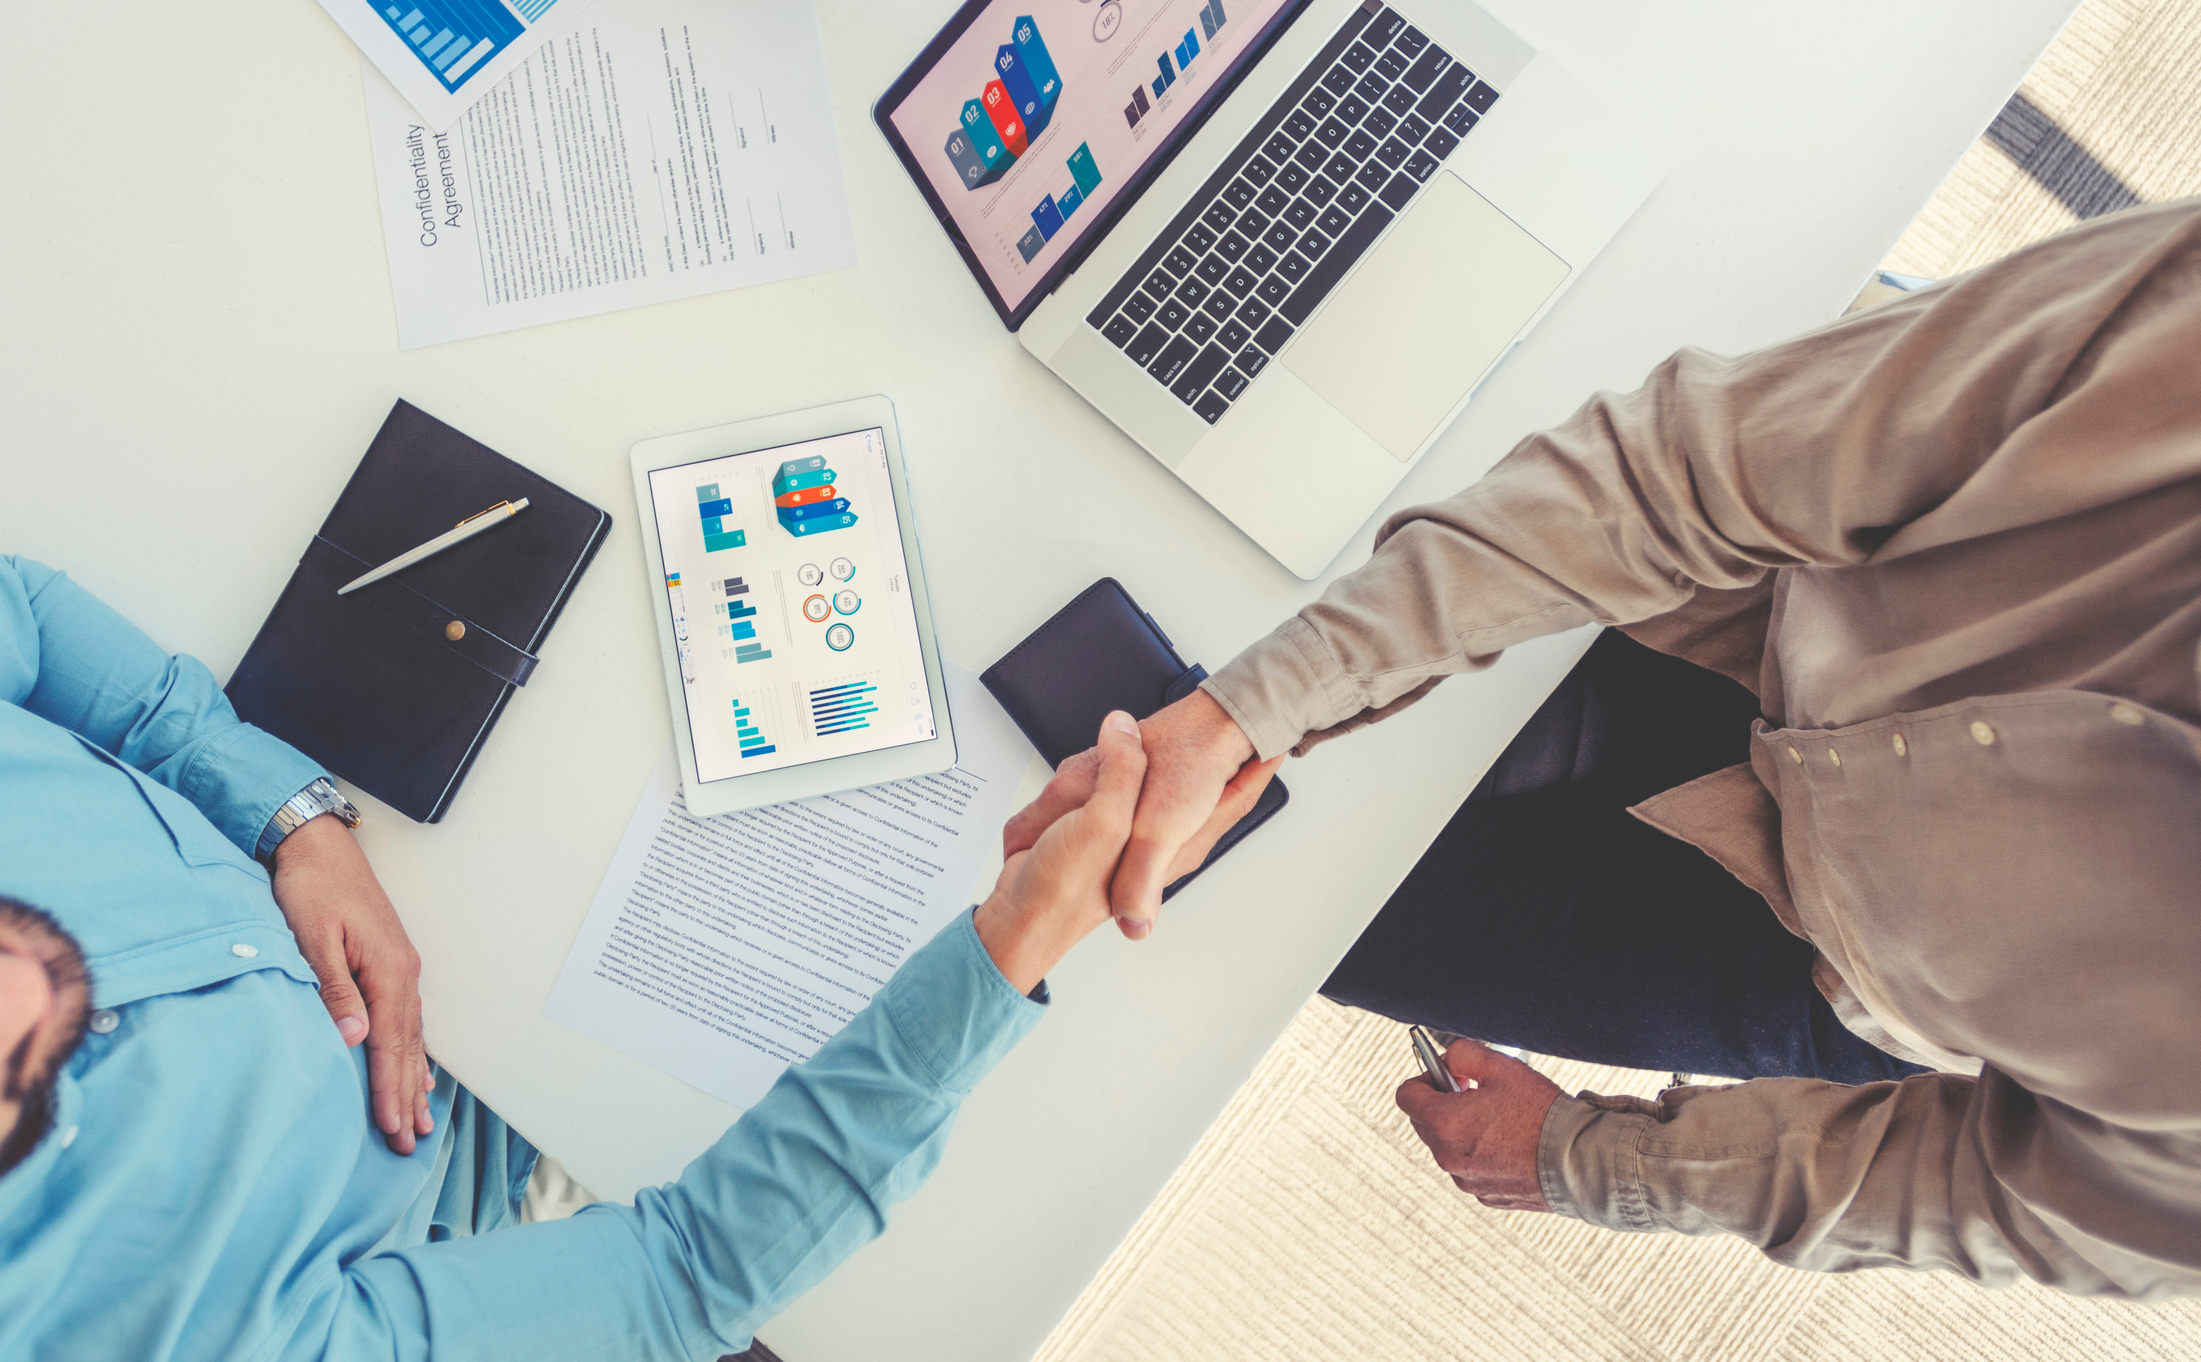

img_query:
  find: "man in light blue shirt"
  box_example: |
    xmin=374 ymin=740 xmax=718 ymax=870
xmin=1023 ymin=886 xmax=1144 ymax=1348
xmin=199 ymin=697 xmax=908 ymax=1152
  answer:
xmin=0 ymin=554 xmax=1280 ymax=1360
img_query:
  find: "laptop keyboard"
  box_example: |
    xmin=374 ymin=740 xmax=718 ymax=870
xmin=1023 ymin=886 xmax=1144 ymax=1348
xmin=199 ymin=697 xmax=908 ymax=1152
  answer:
xmin=1084 ymin=2 xmax=1500 ymax=426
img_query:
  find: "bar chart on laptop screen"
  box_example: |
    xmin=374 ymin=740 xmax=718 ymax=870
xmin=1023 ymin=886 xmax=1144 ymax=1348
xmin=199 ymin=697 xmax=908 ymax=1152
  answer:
xmin=940 ymin=15 xmax=1063 ymax=191
xmin=1137 ymin=0 xmax=1227 ymax=123
xmin=370 ymin=0 xmax=541 ymax=91
xmin=1014 ymin=143 xmax=1104 ymax=263
xmin=894 ymin=0 xmax=1286 ymax=313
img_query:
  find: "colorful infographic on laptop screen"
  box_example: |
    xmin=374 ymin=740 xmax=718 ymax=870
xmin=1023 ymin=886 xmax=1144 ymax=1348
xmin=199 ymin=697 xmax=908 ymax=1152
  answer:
xmin=648 ymin=428 xmax=937 ymax=784
xmin=889 ymin=0 xmax=1289 ymax=314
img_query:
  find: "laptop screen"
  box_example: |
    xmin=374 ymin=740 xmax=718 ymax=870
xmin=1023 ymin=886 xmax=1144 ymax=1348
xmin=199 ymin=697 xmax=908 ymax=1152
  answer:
xmin=883 ymin=0 xmax=1297 ymax=321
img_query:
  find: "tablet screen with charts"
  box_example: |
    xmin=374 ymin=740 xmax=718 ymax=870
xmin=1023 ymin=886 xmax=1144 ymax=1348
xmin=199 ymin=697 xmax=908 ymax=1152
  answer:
xmin=634 ymin=400 xmax=955 ymax=816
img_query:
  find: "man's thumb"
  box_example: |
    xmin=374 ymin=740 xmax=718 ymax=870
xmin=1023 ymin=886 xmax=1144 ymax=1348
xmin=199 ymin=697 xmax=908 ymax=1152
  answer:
xmin=1442 ymin=1038 xmax=1521 ymax=1088
xmin=1087 ymin=711 xmax=1148 ymax=824
xmin=302 ymin=936 xmax=369 ymax=1045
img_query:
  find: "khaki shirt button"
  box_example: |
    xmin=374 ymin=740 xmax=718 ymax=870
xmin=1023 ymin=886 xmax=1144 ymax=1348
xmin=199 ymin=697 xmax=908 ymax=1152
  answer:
xmin=1891 ymin=733 xmax=1907 ymax=757
xmin=1828 ymin=748 xmax=1841 ymax=767
xmin=1787 ymin=746 xmax=1802 ymax=764
xmin=1970 ymin=720 xmax=1995 ymax=746
xmin=2108 ymin=703 xmax=2144 ymax=727
xmin=445 ymin=620 xmax=467 ymax=642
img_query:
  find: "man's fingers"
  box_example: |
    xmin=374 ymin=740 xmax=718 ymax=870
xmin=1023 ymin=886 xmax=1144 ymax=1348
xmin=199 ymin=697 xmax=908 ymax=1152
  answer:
xmin=1166 ymin=754 xmax=1286 ymax=879
xmin=1003 ymin=749 xmax=1099 ymax=857
xmin=359 ymin=947 xmax=426 ymax=1148
xmin=368 ymin=1022 xmax=425 ymax=1149
xmin=298 ymin=931 xmax=370 ymax=1045
xmin=367 ymin=1026 xmax=409 ymax=1139
xmin=1394 ymin=1073 xmax=1458 ymax=1121
xmin=1223 ymin=753 xmax=1287 ymax=807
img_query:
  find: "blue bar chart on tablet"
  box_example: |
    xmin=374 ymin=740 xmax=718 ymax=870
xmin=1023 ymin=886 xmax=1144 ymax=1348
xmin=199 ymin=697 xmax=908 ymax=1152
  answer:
xmin=808 ymin=682 xmax=879 ymax=738
xmin=371 ymin=0 xmax=531 ymax=90
xmin=731 ymin=700 xmax=777 ymax=758
xmin=697 ymin=483 xmax=747 ymax=554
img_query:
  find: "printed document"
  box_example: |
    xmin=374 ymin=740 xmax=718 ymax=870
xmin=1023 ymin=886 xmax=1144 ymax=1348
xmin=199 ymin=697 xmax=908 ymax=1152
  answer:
xmin=321 ymin=0 xmax=600 ymax=132
xmin=545 ymin=664 xmax=1044 ymax=1109
xmin=364 ymin=0 xmax=857 ymax=348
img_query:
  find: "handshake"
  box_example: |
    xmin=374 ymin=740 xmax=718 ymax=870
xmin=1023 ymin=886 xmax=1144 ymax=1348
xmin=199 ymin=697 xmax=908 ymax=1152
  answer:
xmin=970 ymin=691 xmax=1558 ymax=1214
xmin=972 ymin=692 xmax=1285 ymax=992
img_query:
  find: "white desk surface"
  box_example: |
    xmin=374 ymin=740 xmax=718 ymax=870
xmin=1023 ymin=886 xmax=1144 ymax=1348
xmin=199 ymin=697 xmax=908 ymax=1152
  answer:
xmin=0 ymin=1 xmax=2076 ymax=1358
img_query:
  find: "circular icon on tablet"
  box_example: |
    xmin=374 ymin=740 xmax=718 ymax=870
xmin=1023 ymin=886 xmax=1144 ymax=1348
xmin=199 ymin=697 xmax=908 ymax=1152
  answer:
xmin=802 ymin=594 xmax=831 ymax=623
xmin=829 ymin=557 xmax=855 ymax=582
xmin=825 ymin=623 xmax=855 ymax=651
xmin=1093 ymin=2 xmax=1122 ymax=42
xmin=833 ymin=590 xmax=860 ymax=615
xmin=797 ymin=563 xmax=824 ymax=587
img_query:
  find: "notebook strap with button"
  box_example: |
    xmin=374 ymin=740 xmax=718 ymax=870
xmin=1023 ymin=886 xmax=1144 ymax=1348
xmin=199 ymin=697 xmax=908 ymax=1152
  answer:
xmin=299 ymin=535 xmax=540 ymax=687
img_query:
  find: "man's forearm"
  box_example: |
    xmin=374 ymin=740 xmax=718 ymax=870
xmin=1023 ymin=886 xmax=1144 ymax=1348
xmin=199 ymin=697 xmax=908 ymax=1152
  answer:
xmin=321 ymin=913 xmax=1046 ymax=1362
xmin=1 ymin=555 xmax=326 ymax=855
xmin=1203 ymin=205 xmax=2201 ymax=757
xmin=1538 ymin=1070 xmax=2200 ymax=1298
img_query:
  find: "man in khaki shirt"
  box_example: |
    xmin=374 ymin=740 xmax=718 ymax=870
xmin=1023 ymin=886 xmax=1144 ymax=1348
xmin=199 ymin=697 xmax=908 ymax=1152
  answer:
xmin=1007 ymin=200 xmax=2201 ymax=1298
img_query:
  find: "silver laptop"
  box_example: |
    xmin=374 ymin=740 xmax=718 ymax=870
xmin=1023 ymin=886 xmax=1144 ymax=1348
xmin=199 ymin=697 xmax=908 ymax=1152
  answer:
xmin=876 ymin=0 xmax=1665 ymax=579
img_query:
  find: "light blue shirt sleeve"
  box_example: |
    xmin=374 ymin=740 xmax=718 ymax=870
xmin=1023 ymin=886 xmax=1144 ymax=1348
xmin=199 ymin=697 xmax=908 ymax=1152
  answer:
xmin=0 ymin=556 xmax=327 ymax=857
xmin=301 ymin=909 xmax=1047 ymax=1362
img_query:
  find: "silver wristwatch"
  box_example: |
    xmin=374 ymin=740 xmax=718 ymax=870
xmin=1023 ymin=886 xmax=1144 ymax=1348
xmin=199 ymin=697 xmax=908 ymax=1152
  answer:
xmin=258 ymin=778 xmax=364 ymax=863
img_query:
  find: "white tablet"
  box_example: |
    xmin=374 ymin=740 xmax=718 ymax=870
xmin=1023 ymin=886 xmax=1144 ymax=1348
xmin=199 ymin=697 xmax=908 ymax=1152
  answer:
xmin=630 ymin=396 xmax=957 ymax=818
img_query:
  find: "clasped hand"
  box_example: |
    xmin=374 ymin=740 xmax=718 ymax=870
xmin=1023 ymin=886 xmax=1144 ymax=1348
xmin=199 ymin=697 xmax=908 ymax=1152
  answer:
xmin=1395 ymin=1038 xmax=1561 ymax=1212
xmin=1002 ymin=690 xmax=1284 ymax=941
xmin=1003 ymin=695 xmax=1560 ymax=1209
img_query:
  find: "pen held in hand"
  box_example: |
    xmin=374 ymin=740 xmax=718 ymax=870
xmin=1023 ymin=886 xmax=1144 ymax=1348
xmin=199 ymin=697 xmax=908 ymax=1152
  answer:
xmin=338 ymin=498 xmax=531 ymax=595
xmin=1410 ymin=1024 xmax=1463 ymax=1094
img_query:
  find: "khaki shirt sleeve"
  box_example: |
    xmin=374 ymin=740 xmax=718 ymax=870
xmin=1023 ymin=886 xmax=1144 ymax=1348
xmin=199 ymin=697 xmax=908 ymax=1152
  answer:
xmin=1201 ymin=199 xmax=2201 ymax=759
xmin=1537 ymin=1073 xmax=2201 ymax=1299
xmin=1198 ymin=198 xmax=2201 ymax=1299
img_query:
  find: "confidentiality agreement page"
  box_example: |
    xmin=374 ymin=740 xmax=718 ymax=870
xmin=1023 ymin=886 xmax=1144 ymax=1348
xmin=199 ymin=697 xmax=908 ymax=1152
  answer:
xmin=364 ymin=0 xmax=856 ymax=347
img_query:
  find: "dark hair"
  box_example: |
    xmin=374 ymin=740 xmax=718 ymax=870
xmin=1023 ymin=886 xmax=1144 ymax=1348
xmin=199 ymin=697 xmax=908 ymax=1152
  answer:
xmin=0 ymin=895 xmax=92 ymax=1177
xmin=0 ymin=1064 xmax=55 ymax=1174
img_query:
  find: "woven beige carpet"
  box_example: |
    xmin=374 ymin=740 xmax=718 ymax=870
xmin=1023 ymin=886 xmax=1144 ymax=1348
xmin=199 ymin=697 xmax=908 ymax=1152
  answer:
xmin=1038 ymin=1001 xmax=2201 ymax=1362
xmin=1033 ymin=4 xmax=2201 ymax=1360
xmin=1883 ymin=0 xmax=2201 ymax=278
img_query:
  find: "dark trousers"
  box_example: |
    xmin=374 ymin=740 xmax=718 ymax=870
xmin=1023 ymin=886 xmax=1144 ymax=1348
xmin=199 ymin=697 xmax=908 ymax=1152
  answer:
xmin=1321 ymin=630 xmax=1925 ymax=1085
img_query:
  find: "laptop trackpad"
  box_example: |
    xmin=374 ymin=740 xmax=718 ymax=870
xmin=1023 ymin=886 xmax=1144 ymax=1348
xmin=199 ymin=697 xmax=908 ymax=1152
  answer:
xmin=1283 ymin=173 xmax=1569 ymax=460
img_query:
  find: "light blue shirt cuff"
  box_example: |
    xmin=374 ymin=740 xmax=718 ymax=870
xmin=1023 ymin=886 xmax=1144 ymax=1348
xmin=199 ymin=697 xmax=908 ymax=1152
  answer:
xmin=882 ymin=909 xmax=1051 ymax=1093
xmin=178 ymin=726 xmax=330 ymax=862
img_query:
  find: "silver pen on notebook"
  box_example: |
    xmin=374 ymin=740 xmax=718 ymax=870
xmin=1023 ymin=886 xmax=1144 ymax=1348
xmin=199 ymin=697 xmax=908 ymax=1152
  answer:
xmin=1410 ymin=1025 xmax=1462 ymax=1093
xmin=337 ymin=499 xmax=531 ymax=595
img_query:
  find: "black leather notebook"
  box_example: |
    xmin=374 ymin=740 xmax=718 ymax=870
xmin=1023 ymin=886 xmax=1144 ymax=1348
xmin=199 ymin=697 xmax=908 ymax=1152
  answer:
xmin=226 ymin=400 xmax=611 ymax=823
xmin=982 ymin=578 xmax=1286 ymax=901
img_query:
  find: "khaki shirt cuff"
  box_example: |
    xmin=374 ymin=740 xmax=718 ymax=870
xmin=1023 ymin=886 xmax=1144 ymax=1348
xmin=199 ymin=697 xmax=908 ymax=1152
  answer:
xmin=1202 ymin=618 xmax=1360 ymax=761
xmin=1537 ymin=1091 xmax=1663 ymax=1233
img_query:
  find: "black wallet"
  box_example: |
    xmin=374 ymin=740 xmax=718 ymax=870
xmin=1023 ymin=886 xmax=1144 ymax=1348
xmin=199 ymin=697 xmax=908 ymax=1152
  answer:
xmin=982 ymin=578 xmax=1287 ymax=901
xmin=226 ymin=400 xmax=611 ymax=823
